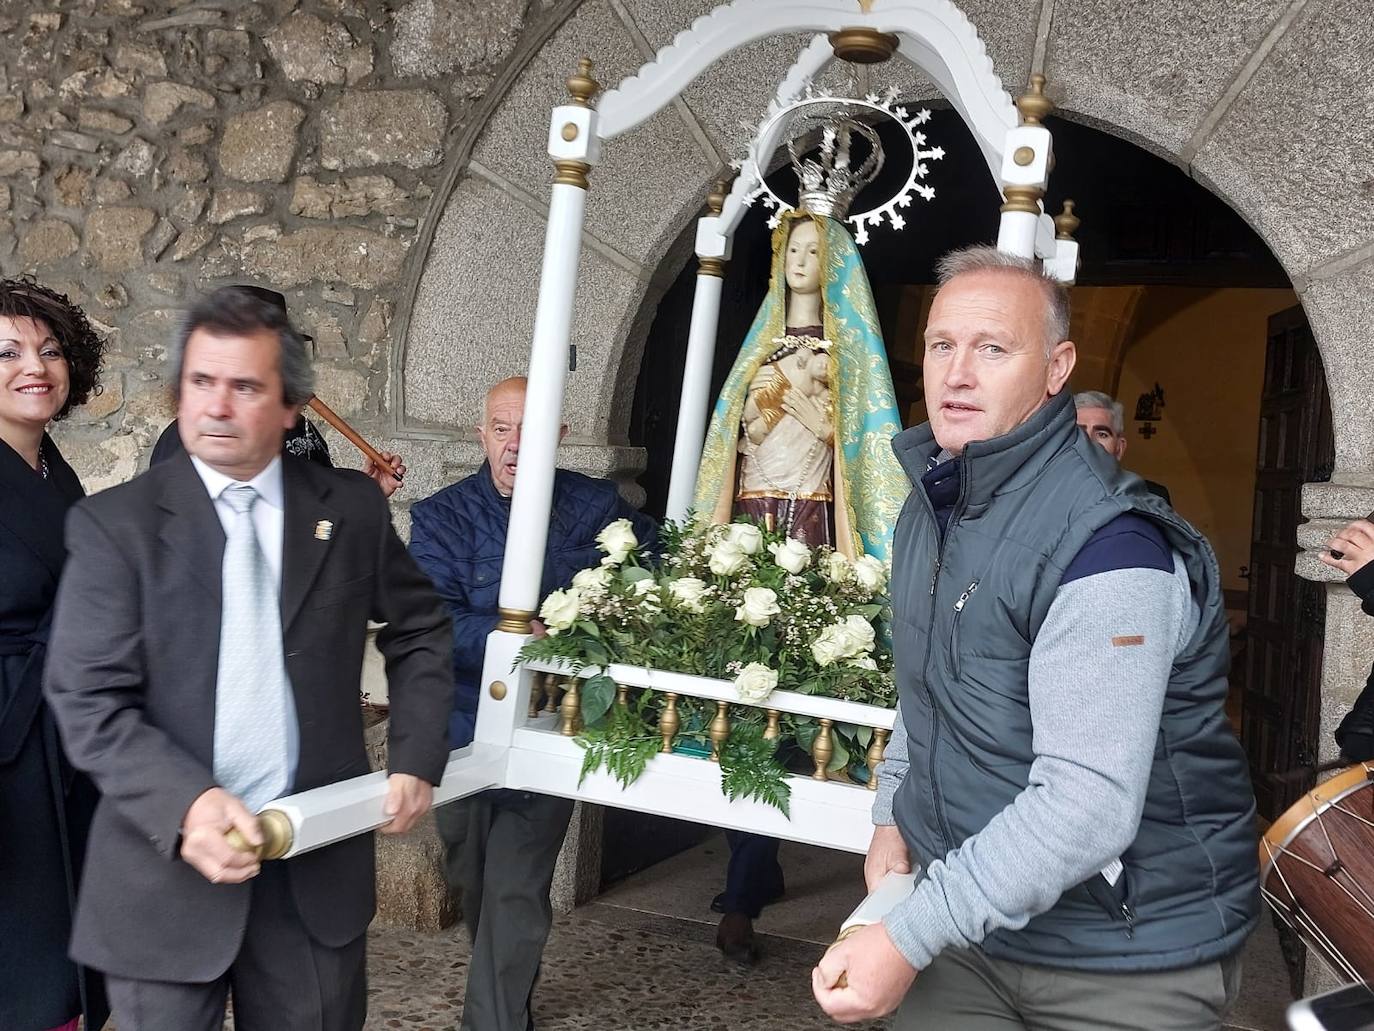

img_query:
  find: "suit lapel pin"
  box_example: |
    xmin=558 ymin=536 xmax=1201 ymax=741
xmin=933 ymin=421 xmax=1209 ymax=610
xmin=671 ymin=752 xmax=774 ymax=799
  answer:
xmin=314 ymin=520 xmax=334 ymax=541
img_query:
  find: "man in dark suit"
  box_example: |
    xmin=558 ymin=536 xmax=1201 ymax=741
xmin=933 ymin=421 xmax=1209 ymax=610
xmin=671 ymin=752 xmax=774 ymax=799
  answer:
xmin=44 ymin=286 xmax=453 ymax=1031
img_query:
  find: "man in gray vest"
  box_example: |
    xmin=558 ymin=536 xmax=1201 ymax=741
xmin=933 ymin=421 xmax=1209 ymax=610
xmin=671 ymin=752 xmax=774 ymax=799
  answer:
xmin=813 ymin=247 xmax=1258 ymax=1028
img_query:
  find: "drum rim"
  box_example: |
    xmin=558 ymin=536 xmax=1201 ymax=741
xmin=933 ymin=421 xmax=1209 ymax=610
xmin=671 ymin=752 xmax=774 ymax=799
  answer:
xmin=1259 ymin=762 xmax=1374 ymax=885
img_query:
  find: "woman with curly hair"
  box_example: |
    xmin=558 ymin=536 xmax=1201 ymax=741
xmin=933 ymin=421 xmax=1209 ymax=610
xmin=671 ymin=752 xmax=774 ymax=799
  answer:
xmin=0 ymin=278 xmax=108 ymax=1031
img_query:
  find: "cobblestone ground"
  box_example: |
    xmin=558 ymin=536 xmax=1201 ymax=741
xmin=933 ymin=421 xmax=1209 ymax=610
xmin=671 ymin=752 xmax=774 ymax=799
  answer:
xmin=362 ymin=902 xmax=889 ymax=1030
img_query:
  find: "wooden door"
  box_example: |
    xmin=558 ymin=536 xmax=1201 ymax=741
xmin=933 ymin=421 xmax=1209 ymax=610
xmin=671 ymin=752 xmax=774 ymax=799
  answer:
xmin=1240 ymin=305 xmax=1334 ymax=821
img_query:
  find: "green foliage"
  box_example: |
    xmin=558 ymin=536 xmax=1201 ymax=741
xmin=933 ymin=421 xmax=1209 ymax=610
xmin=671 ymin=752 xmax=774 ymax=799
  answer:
xmin=517 ymin=516 xmax=897 ymax=814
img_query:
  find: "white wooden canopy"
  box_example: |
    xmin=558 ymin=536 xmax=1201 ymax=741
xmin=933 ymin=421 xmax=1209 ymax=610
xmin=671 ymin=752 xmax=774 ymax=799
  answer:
xmin=240 ymin=0 xmax=1079 ymax=874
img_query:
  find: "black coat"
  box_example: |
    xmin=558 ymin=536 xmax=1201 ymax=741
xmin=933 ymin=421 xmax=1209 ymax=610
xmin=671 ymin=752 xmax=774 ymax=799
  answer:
xmin=0 ymin=435 xmax=107 ymax=1030
xmin=1337 ymin=564 xmax=1374 ymax=762
xmin=43 ymin=452 xmax=452 ymax=983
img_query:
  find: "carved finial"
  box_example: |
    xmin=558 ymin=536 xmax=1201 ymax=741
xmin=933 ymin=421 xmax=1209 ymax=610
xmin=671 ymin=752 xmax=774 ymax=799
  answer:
xmin=566 ymin=58 xmax=600 ymax=107
xmin=706 ymin=176 xmax=730 ymax=215
xmin=1054 ymin=199 xmax=1080 ymax=240
xmin=1016 ymin=73 xmax=1054 ymax=125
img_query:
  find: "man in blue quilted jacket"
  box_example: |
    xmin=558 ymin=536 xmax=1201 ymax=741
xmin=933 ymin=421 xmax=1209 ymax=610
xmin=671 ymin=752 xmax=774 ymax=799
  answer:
xmin=409 ymin=376 xmax=657 ymax=1031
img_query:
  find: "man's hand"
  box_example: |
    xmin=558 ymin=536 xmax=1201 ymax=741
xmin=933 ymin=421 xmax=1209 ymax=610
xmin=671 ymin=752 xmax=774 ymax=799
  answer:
xmin=1322 ymin=518 xmax=1374 ymax=577
xmin=364 ymin=450 xmax=406 ymax=498
xmin=181 ymin=787 xmax=262 ymax=884
xmin=812 ymin=922 xmax=916 ymax=1023
xmin=865 ymin=824 xmax=912 ymax=892
xmin=529 ymin=617 xmax=548 ymax=639
xmin=381 ymin=773 xmax=432 ymax=834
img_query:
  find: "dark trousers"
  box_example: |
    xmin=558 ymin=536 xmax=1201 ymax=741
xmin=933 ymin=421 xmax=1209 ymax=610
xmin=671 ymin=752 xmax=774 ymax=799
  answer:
xmin=436 ymin=788 xmax=575 ymax=1031
xmin=104 ymin=863 xmax=366 ymax=1031
xmin=720 ymin=830 xmax=784 ymax=919
xmin=895 ymin=946 xmax=1243 ymax=1030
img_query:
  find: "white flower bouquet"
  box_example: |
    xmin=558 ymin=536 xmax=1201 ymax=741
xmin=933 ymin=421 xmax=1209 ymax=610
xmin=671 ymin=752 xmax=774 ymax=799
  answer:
xmin=519 ymin=517 xmax=894 ymax=812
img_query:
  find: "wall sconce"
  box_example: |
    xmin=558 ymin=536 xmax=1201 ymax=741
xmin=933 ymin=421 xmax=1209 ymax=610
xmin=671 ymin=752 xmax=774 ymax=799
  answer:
xmin=1134 ymin=382 xmax=1165 ymax=439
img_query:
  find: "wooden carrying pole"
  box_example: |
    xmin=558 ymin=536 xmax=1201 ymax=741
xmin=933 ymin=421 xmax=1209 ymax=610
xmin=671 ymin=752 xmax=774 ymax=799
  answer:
xmin=306 ymin=396 xmax=400 ymax=483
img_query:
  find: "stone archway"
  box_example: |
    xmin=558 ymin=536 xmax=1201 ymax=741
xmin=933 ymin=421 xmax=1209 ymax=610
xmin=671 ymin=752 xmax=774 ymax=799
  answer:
xmin=396 ymin=0 xmax=1374 ymax=821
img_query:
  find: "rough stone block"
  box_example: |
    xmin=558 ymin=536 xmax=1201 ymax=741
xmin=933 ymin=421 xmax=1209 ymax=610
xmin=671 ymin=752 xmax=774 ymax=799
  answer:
xmin=390 ymin=0 xmax=526 ymax=79
xmin=289 ymin=174 xmax=414 ymax=219
xmin=312 ymin=362 xmax=373 ymax=417
xmin=112 ymin=41 xmax=167 ymax=78
xmin=1193 ymin=2 xmax=1374 ymax=276
xmin=166 ymin=147 xmax=210 ymax=184
xmin=112 ymin=137 xmax=156 ymax=177
xmin=0 ymin=93 xmax=24 ymax=122
xmin=54 ymin=166 xmax=91 ymax=207
xmin=18 ymin=218 xmax=79 ymax=267
xmin=319 ymin=90 xmax=447 ymax=171
xmin=240 ymin=226 xmax=408 ymax=290
xmin=218 ymin=100 xmax=305 ymax=183
xmin=0 ymin=148 xmax=40 ymax=179
xmin=1300 ymin=263 xmax=1374 ymax=473
xmin=85 ymin=206 xmax=157 ymax=271
xmin=93 ymin=177 xmax=133 ymax=204
xmin=77 ymin=107 xmax=133 ymax=135
xmin=1045 ymin=0 xmax=1289 ymax=158
xmin=72 ymin=370 xmax=125 ymax=422
xmin=207 ymin=188 xmax=269 ymax=225
xmin=404 ymin=175 xmax=642 ymax=439
xmin=469 ymin=0 xmax=710 ymax=267
xmin=265 ymin=12 xmax=373 ymax=85
xmin=143 ymin=81 xmax=217 ymax=125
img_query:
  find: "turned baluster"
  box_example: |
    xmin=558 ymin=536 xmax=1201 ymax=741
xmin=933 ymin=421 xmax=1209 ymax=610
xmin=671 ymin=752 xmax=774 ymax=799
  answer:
xmin=543 ymin=677 xmax=562 ymax=714
xmin=559 ymin=678 xmax=581 ymax=736
xmin=812 ymin=718 xmax=835 ymax=780
xmin=659 ymin=693 xmax=680 ymax=753
xmin=709 ymin=701 xmax=731 ymax=762
xmin=763 ymin=708 xmax=781 ymax=743
xmin=866 ymin=728 xmax=889 ymax=791
xmin=616 ymin=683 xmax=630 ymax=710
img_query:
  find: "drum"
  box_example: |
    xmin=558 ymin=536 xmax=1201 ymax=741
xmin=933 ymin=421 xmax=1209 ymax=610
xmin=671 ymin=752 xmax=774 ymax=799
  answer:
xmin=1260 ymin=761 xmax=1374 ymax=983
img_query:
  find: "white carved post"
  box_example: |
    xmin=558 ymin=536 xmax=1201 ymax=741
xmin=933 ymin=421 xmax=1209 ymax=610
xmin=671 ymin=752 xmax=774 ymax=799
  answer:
xmin=996 ymin=74 xmax=1053 ymax=260
xmin=665 ymin=180 xmax=733 ymax=523
xmin=478 ymin=60 xmax=603 ymax=749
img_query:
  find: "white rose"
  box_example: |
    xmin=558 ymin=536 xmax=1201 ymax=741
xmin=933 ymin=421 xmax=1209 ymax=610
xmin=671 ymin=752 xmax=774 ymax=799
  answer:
xmin=724 ymin=522 xmax=764 ymax=555
xmin=538 ymin=587 xmax=582 ymax=631
xmin=734 ymin=586 xmax=780 ymax=628
xmin=630 ymin=578 xmax=661 ymax=611
xmin=596 ymin=518 xmax=638 ymax=566
xmin=769 ymin=537 xmax=812 ymax=574
xmin=572 ymin=566 xmax=613 ymax=592
xmin=734 ymin=662 xmax=778 ymax=703
xmin=708 ymin=540 xmax=748 ymax=577
xmin=840 ymin=614 xmax=877 ymax=655
xmin=822 ymin=551 xmax=853 ymax=583
xmin=811 ymin=624 xmax=847 ymax=667
xmin=668 ymin=577 xmax=708 ymax=613
xmin=853 ymin=554 xmax=887 ymax=593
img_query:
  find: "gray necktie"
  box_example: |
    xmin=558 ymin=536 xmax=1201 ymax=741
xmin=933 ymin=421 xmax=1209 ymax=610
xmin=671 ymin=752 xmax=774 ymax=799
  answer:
xmin=212 ymin=483 xmax=297 ymax=812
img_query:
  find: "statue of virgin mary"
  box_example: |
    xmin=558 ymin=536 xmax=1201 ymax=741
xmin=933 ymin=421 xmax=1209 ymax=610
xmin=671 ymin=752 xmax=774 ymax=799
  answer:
xmin=692 ymin=140 xmax=908 ymax=561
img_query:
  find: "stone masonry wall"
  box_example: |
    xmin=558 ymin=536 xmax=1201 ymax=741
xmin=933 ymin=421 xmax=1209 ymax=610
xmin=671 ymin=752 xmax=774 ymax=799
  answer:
xmin=0 ymin=0 xmax=537 ymax=492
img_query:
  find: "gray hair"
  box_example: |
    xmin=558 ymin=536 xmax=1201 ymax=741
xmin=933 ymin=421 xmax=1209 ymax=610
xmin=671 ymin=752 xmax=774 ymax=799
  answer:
xmin=1073 ymin=390 xmax=1125 ymax=435
xmin=934 ymin=245 xmax=1071 ymax=357
xmin=170 ymin=286 xmax=314 ymax=405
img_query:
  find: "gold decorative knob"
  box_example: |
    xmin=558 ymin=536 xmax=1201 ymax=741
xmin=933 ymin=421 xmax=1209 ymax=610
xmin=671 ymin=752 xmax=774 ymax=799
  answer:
xmin=566 ymin=57 xmax=600 ymax=107
xmin=706 ymin=176 xmax=730 ymax=216
xmin=225 ymin=808 xmax=294 ymax=861
xmin=1015 ymin=73 xmax=1054 ymax=125
xmin=489 ymin=680 xmax=508 ymax=701
xmin=1054 ymin=199 xmax=1080 ymax=240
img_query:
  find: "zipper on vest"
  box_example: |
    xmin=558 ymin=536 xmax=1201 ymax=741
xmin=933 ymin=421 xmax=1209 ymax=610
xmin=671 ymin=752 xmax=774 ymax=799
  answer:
xmin=921 ymin=462 xmax=971 ymax=855
xmin=1120 ymin=902 xmax=1136 ymax=939
xmin=953 ymin=580 xmax=979 ymax=611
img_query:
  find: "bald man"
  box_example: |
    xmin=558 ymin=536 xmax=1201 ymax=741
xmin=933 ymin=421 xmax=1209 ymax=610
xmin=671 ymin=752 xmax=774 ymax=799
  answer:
xmin=408 ymin=377 xmax=657 ymax=1031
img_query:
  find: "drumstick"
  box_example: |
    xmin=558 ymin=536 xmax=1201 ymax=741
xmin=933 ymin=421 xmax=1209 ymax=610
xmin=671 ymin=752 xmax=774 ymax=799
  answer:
xmin=306 ymin=396 xmax=401 ymax=483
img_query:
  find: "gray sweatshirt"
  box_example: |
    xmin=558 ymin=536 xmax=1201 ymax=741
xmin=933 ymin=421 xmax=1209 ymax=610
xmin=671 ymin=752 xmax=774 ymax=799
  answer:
xmin=872 ymin=555 xmax=1200 ymax=970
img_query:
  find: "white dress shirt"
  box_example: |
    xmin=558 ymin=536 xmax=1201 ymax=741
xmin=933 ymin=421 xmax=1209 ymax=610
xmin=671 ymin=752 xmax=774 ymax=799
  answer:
xmin=191 ymin=455 xmax=285 ymax=584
